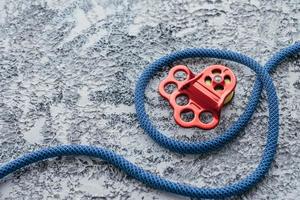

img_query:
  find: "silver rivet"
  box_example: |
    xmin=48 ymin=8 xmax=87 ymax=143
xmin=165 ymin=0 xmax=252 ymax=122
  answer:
xmin=214 ymin=75 xmax=222 ymax=83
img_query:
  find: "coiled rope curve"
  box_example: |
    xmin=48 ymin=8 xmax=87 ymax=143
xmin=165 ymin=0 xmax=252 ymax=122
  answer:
xmin=0 ymin=43 xmax=299 ymax=199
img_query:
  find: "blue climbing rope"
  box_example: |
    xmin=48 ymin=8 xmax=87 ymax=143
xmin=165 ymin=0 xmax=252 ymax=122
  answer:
xmin=0 ymin=43 xmax=299 ymax=199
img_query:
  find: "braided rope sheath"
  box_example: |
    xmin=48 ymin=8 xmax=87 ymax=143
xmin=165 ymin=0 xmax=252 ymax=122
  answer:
xmin=0 ymin=43 xmax=299 ymax=199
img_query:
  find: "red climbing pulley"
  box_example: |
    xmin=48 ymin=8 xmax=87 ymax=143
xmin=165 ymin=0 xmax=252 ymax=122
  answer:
xmin=159 ymin=65 xmax=237 ymax=130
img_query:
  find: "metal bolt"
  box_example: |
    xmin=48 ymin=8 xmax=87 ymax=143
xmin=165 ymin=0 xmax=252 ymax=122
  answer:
xmin=214 ymin=75 xmax=222 ymax=83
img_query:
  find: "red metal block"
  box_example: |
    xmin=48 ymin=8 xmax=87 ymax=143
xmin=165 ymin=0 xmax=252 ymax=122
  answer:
xmin=159 ymin=65 xmax=237 ymax=130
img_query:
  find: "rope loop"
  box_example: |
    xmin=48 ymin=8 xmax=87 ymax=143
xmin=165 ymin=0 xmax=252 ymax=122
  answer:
xmin=0 ymin=43 xmax=299 ymax=199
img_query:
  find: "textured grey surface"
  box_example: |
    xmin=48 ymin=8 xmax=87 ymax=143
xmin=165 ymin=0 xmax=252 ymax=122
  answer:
xmin=0 ymin=0 xmax=299 ymax=199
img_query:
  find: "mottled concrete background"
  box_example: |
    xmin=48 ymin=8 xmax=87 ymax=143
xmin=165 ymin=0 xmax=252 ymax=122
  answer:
xmin=0 ymin=0 xmax=299 ymax=199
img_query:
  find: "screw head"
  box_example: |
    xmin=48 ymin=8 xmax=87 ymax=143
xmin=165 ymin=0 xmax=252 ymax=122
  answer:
xmin=214 ymin=75 xmax=222 ymax=83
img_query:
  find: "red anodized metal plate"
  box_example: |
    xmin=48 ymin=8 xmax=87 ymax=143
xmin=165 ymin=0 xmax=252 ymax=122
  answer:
xmin=159 ymin=65 xmax=237 ymax=130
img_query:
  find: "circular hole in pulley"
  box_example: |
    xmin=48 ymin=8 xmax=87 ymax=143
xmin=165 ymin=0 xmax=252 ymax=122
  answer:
xmin=174 ymin=70 xmax=187 ymax=81
xmin=176 ymin=94 xmax=189 ymax=106
xmin=180 ymin=109 xmax=194 ymax=122
xmin=224 ymin=75 xmax=231 ymax=84
xmin=164 ymin=83 xmax=177 ymax=94
xmin=205 ymin=76 xmax=212 ymax=85
xmin=214 ymin=85 xmax=224 ymax=91
xmin=199 ymin=111 xmax=213 ymax=124
xmin=212 ymin=69 xmax=222 ymax=75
